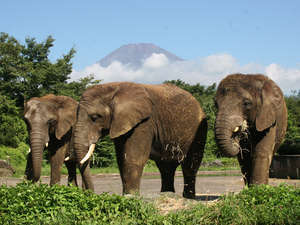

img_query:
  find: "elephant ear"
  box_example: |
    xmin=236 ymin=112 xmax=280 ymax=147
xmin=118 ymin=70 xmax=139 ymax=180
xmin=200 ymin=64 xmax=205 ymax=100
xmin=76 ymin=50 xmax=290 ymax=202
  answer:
xmin=109 ymin=85 xmax=153 ymax=139
xmin=55 ymin=99 xmax=78 ymax=140
xmin=256 ymin=80 xmax=283 ymax=131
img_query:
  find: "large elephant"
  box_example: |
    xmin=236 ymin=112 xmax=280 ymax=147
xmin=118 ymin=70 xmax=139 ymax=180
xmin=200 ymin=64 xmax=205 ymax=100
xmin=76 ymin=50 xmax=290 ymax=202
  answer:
xmin=73 ymin=82 xmax=207 ymax=198
xmin=215 ymin=74 xmax=287 ymax=185
xmin=24 ymin=94 xmax=88 ymax=186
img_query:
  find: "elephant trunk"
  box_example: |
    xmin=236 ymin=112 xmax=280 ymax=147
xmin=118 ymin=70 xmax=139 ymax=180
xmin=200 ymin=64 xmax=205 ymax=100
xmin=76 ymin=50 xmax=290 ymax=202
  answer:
xmin=215 ymin=113 xmax=244 ymax=157
xmin=29 ymin=128 xmax=46 ymax=182
xmin=73 ymin=119 xmax=95 ymax=191
xmin=73 ymin=121 xmax=89 ymax=164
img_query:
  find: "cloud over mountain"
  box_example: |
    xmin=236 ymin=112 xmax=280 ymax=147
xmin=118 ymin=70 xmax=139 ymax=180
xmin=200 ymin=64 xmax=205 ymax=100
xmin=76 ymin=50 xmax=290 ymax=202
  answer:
xmin=70 ymin=44 xmax=300 ymax=94
xmin=98 ymin=43 xmax=182 ymax=69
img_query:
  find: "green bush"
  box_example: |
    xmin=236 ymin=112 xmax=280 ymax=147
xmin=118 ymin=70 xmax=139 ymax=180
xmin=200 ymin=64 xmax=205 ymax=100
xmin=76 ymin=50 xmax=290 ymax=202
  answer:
xmin=0 ymin=183 xmax=298 ymax=224
xmin=0 ymin=95 xmax=27 ymax=147
xmin=0 ymin=182 xmax=164 ymax=225
xmin=90 ymin=136 xmax=116 ymax=168
xmin=167 ymin=184 xmax=300 ymax=225
xmin=0 ymin=142 xmax=28 ymax=176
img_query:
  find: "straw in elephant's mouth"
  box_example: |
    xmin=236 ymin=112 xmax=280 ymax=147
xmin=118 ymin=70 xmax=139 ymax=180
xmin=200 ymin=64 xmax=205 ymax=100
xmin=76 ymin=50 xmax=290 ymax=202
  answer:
xmin=231 ymin=120 xmax=249 ymax=152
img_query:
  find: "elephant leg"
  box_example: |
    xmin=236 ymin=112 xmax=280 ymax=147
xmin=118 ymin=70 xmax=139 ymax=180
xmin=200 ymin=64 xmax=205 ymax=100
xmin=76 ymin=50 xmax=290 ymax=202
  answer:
xmin=181 ymin=145 xmax=204 ymax=199
xmin=237 ymin=149 xmax=252 ymax=186
xmin=49 ymin=145 xmax=66 ymax=185
xmin=115 ymin=142 xmax=148 ymax=195
xmin=79 ymin=161 xmax=94 ymax=190
xmin=25 ymin=152 xmax=34 ymax=180
xmin=65 ymin=160 xmax=78 ymax=187
xmin=155 ymin=160 xmax=179 ymax=193
xmin=114 ymin=122 xmax=153 ymax=195
xmin=251 ymin=126 xmax=276 ymax=185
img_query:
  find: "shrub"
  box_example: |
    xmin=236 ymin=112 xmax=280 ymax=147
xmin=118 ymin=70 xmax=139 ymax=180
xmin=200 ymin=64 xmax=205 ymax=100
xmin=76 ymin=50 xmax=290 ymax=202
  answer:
xmin=0 ymin=95 xmax=27 ymax=147
xmin=0 ymin=183 xmax=298 ymax=224
xmin=167 ymin=184 xmax=300 ymax=225
xmin=0 ymin=142 xmax=28 ymax=176
xmin=90 ymin=136 xmax=116 ymax=168
xmin=0 ymin=182 xmax=164 ymax=225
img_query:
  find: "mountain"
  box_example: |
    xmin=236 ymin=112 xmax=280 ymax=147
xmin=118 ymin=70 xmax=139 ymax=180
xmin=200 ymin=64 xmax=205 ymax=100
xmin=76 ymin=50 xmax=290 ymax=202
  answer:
xmin=98 ymin=43 xmax=183 ymax=69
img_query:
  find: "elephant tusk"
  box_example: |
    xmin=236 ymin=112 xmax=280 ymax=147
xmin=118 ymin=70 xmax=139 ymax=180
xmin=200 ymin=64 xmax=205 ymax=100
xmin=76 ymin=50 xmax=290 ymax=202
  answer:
xmin=45 ymin=142 xmax=48 ymax=148
xmin=28 ymin=148 xmax=31 ymax=153
xmin=233 ymin=127 xmax=239 ymax=133
xmin=64 ymin=156 xmax=70 ymax=161
xmin=80 ymin=144 xmax=96 ymax=165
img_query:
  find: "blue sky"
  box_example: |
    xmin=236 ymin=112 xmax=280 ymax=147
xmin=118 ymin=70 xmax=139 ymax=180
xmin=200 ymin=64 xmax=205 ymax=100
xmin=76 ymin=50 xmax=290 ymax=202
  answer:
xmin=1 ymin=1 xmax=300 ymax=93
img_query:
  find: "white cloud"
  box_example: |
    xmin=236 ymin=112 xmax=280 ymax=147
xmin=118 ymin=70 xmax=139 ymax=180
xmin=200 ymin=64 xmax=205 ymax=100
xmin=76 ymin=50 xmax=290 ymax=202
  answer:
xmin=70 ymin=53 xmax=300 ymax=94
xmin=143 ymin=53 xmax=169 ymax=68
xmin=265 ymin=64 xmax=300 ymax=93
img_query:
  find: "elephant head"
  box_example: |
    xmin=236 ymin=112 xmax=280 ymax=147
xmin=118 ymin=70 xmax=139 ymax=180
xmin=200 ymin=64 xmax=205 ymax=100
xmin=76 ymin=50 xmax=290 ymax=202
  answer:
xmin=214 ymin=74 xmax=285 ymax=157
xmin=24 ymin=94 xmax=78 ymax=182
xmin=73 ymin=82 xmax=152 ymax=166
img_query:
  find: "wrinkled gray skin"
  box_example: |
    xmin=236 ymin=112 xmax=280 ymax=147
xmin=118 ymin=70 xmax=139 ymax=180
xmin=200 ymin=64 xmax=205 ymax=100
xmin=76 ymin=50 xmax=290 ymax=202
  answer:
xmin=24 ymin=94 xmax=92 ymax=187
xmin=73 ymin=82 xmax=207 ymax=198
xmin=215 ymin=74 xmax=287 ymax=185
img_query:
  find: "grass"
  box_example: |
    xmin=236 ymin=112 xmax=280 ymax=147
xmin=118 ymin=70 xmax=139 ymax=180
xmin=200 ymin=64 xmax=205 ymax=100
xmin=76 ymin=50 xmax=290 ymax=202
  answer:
xmin=0 ymin=182 xmax=299 ymax=224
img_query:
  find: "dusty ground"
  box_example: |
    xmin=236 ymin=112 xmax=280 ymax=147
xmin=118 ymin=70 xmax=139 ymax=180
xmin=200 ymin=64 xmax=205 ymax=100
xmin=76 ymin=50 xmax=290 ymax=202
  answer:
xmin=1 ymin=170 xmax=299 ymax=197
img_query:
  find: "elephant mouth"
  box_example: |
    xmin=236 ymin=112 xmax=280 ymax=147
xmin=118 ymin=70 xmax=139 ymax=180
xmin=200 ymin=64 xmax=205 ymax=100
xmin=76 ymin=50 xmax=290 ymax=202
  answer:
xmin=231 ymin=120 xmax=249 ymax=152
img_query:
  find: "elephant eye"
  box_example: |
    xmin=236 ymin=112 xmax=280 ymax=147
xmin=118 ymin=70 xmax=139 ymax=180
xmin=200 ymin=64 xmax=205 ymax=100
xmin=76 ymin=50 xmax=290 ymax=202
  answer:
xmin=90 ymin=114 xmax=101 ymax=122
xmin=48 ymin=119 xmax=56 ymax=125
xmin=243 ymin=99 xmax=252 ymax=109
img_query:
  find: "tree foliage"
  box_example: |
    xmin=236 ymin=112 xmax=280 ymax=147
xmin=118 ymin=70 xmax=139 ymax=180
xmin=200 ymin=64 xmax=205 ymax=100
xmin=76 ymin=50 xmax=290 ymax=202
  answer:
xmin=0 ymin=33 xmax=76 ymax=107
xmin=55 ymin=75 xmax=101 ymax=101
xmin=0 ymin=95 xmax=27 ymax=147
xmin=278 ymin=92 xmax=300 ymax=154
xmin=91 ymin=136 xmax=116 ymax=168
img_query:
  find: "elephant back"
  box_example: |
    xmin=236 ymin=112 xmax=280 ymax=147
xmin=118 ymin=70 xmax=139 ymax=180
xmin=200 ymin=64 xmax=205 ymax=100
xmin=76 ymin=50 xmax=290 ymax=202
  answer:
xmin=145 ymin=83 xmax=206 ymax=150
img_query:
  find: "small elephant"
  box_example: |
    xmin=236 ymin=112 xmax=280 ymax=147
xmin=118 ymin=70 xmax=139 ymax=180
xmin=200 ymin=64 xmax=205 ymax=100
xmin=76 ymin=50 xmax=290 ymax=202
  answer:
xmin=24 ymin=94 xmax=91 ymax=187
xmin=73 ymin=82 xmax=207 ymax=198
xmin=215 ymin=74 xmax=287 ymax=185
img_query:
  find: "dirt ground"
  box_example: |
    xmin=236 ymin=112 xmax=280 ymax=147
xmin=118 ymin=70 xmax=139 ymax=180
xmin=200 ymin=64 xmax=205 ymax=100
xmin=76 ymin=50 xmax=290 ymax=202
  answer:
xmin=1 ymin=170 xmax=299 ymax=199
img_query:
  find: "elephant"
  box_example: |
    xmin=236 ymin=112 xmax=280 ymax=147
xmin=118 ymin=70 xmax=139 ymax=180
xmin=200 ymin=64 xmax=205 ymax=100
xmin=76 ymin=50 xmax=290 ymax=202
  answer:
xmin=214 ymin=74 xmax=287 ymax=185
xmin=24 ymin=94 xmax=92 ymax=187
xmin=73 ymin=82 xmax=207 ymax=198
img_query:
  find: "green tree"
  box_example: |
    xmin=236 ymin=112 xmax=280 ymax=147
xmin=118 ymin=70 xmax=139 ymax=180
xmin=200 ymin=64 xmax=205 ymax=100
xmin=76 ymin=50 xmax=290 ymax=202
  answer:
xmin=56 ymin=75 xmax=101 ymax=101
xmin=0 ymin=95 xmax=27 ymax=147
xmin=91 ymin=136 xmax=116 ymax=168
xmin=0 ymin=32 xmax=75 ymax=107
xmin=278 ymin=92 xmax=300 ymax=154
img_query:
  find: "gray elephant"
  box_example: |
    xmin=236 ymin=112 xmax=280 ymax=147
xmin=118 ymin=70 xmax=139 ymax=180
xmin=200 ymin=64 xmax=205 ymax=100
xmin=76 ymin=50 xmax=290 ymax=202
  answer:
xmin=215 ymin=74 xmax=287 ymax=185
xmin=24 ymin=94 xmax=92 ymax=187
xmin=73 ymin=82 xmax=207 ymax=198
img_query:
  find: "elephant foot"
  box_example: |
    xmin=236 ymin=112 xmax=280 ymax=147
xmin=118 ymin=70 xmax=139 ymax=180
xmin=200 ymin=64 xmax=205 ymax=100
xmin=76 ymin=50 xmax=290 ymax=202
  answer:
xmin=183 ymin=191 xmax=195 ymax=199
